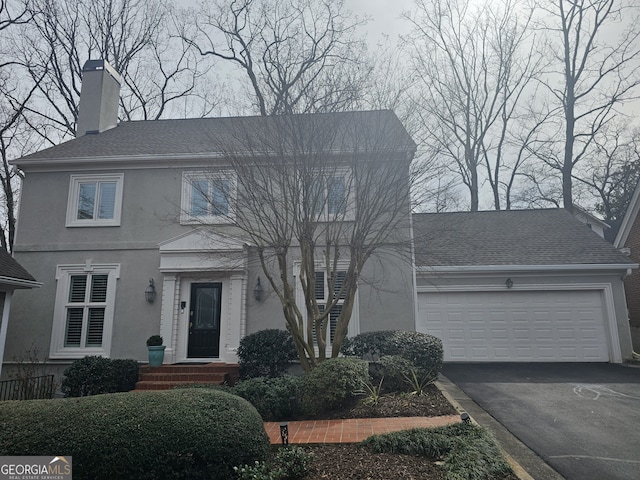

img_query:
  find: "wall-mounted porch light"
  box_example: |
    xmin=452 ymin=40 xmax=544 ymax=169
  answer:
xmin=254 ymin=276 xmax=263 ymax=301
xmin=145 ymin=278 xmax=157 ymax=303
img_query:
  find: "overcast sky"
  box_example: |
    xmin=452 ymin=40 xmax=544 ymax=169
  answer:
xmin=347 ymin=0 xmax=415 ymax=44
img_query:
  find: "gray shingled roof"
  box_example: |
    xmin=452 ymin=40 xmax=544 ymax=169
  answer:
xmin=413 ymin=209 xmax=632 ymax=267
xmin=18 ymin=110 xmax=415 ymax=162
xmin=0 ymin=249 xmax=36 ymax=283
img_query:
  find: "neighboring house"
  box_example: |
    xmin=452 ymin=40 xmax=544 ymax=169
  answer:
xmin=614 ymin=179 xmax=640 ymax=352
xmin=413 ymin=209 xmax=636 ymax=362
xmin=1 ymin=60 xmax=416 ymax=377
xmin=0 ymin=249 xmax=40 ymax=378
xmin=572 ymin=206 xmax=610 ymax=240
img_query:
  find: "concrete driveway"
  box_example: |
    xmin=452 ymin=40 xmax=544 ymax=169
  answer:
xmin=441 ymin=363 xmax=640 ymax=480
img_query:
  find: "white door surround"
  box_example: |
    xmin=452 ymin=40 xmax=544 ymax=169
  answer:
xmin=158 ymin=229 xmax=248 ymax=364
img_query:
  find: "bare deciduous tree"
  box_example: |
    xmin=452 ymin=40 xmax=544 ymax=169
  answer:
xmin=535 ymin=0 xmax=640 ymax=212
xmin=575 ymin=123 xmax=640 ymax=238
xmin=405 ymin=0 xmax=539 ymax=211
xmin=0 ymin=0 xmax=39 ymax=252
xmin=187 ymin=0 xmax=370 ymax=115
xmin=17 ymin=0 xmax=218 ymax=143
xmin=187 ymin=112 xmax=416 ymax=370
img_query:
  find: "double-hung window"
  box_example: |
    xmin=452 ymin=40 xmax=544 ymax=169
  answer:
xmin=66 ymin=174 xmax=124 ymax=227
xmin=314 ymin=270 xmax=346 ymax=344
xmin=182 ymin=171 xmax=235 ymax=224
xmin=50 ymin=263 xmax=120 ymax=359
xmin=298 ymin=267 xmax=358 ymax=353
xmin=310 ymin=172 xmax=352 ymax=220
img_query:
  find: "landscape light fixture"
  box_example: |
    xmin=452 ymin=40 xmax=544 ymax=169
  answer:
xmin=461 ymin=413 xmax=471 ymax=424
xmin=505 ymin=278 xmax=514 ymax=289
xmin=254 ymin=276 xmax=263 ymax=301
xmin=280 ymin=422 xmax=289 ymax=445
xmin=145 ymin=278 xmax=156 ymax=303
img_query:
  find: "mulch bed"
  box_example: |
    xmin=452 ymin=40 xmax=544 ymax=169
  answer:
xmin=287 ymin=385 xmax=519 ymax=479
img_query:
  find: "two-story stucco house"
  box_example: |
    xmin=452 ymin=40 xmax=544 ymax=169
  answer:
xmin=1 ymin=60 xmax=416 ymax=378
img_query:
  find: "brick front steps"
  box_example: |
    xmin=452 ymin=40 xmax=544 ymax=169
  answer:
xmin=134 ymin=363 xmax=239 ymax=391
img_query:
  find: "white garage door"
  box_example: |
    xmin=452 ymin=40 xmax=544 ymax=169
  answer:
xmin=417 ymin=290 xmax=610 ymax=362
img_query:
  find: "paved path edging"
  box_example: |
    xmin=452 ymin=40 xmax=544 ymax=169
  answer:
xmin=264 ymin=415 xmax=460 ymax=444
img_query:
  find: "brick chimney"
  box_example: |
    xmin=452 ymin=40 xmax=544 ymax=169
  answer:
xmin=76 ymin=59 xmax=121 ymax=137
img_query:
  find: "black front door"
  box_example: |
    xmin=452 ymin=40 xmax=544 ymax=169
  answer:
xmin=187 ymin=283 xmax=222 ymax=358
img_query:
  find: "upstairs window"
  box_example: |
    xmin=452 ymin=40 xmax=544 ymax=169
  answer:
xmin=310 ymin=172 xmax=352 ymax=220
xmin=182 ymin=172 xmax=235 ymax=224
xmin=66 ymin=174 xmax=124 ymax=227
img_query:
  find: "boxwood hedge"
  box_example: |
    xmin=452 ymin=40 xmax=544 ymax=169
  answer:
xmin=0 ymin=388 xmax=270 ymax=480
xmin=299 ymin=357 xmax=369 ymax=417
xmin=342 ymin=330 xmax=444 ymax=383
xmin=237 ymin=329 xmax=298 ymax=379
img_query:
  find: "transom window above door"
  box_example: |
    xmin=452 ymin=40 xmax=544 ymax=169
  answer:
xmin=66 ymin=174 xmax=124 ymax=227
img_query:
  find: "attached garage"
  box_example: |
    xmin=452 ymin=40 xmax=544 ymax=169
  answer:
xmin=417 ymin=289 xmax=611 ymax=362
xmin=412 ymin=210 xmax=637 ymax=363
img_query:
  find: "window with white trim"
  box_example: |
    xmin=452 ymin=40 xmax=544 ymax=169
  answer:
xmin=50 ymin=263 xmax=120 ymax=359
xmin=314 ymin=270 xmax=347 ymax=343
xmin=66 ymin=174 xmax=124 ymax=227
xmin=310 ymin=172 xmax=353 ymax=220
xmin=295 ymin=266 xmax=358 ymax=353
xmin=182 ymin=172 xmax=235 ymax=224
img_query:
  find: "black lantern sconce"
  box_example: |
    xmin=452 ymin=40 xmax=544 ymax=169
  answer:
xmin=145 ymin=278 xmax=157 ymax=303
xmin=505 ymin=278 xmax=514 ymax=289
xmin=254 ymin=276 xmax=263 ymax=302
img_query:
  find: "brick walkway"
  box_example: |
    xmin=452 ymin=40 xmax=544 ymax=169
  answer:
xmin=264 ymin=415 xmax=460 ymax=444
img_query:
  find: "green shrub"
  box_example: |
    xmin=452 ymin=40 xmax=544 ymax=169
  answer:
xmin=232 ymin=375 xmax=303 ymax=421
xmin=362 ymin=423 xmax=513 ymax=480
xmin=378 ymin=355 xmax=415 ymax=393
xmin=238 ymin=329 xmax=298 ymax=380
xmin=146 ymin=335 xmax=163 ymax=346
xmin=0 ymin=389 xmax=270 ymax=480
xmin=299 ymin=357 xmax=369 ymax=417
xmin=389 ymin=331 xmax=443 ymax=379
xmin=234 ymin=446 xmax=311 ymax=480
xmin=342 ymin=331 xmax=444 ymax=388
xmin=61 ymin=356 xmax=139 ymax=397
xmin=341 ymin=331 xmax=396 ymax=360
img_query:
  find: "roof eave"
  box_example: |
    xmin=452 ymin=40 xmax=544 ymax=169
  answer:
xmin=0 ymin=276 xmax=42 ymax=289
xmin=12 ymin=145 xmax=416 ymax=169
xmin=416 ymin=263 xmax=638 ymax=274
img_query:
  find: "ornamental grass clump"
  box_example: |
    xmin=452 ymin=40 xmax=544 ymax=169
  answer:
xmin=0 ymin=388 xmax=270 ymax=480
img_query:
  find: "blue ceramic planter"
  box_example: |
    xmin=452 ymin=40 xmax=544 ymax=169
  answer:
xmin=148 ymin=345 xmax=166 ymax=366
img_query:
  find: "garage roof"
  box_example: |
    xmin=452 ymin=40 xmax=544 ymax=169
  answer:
xmin=413 ymin=209 xmax=633 ymax=267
